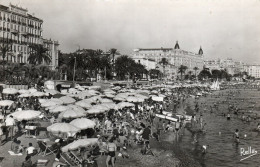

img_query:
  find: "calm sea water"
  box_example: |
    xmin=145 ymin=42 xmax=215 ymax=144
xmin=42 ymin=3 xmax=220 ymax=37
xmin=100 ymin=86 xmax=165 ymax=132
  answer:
xmin=177 ymin=89 xmax=260 ymax=167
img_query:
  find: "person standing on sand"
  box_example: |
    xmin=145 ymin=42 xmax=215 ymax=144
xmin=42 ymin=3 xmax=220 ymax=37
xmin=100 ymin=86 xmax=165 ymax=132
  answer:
xmin=106 ymin=137 xmax=117 ymax=167
xmin=175 ymin=120 xmax=181 ymax=141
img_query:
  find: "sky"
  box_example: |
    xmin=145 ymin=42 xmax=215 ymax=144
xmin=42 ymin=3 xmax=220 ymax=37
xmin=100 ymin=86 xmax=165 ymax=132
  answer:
xmin=1 ymin=0 xmax=260 ymax=64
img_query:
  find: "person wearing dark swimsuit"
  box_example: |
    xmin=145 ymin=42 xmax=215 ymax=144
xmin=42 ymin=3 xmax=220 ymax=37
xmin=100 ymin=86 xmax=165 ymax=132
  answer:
xmin=234 ymin=129 xmax=239 ymax=143
xmin=106 ymin=138 xmax=117 ymax=167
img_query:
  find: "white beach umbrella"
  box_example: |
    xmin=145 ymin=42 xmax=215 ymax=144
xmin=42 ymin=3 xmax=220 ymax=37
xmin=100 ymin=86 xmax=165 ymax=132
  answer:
xmin=3 ymin=88 xmax=18 ymax=94
xmin=70 ymin=118 xmax=96 ymax=130
xmin=49 ymin=105 xmax=71 ymax=113
xmin=117 ymin=102 xmax=135 ymax=109
xmin=41 ymin=100 xmax=60 ymax=107
xmin=18 ymin=93 xmax=32 ymax=98
xmin=61 ymin=138 xmax=98 ymax=152
xmin=59 ymin=96 xmax=76 ymax=104
xmin=67 ymin=105 xmax=86 ymax=113
xmin=18 ymin=89 xmax=30 ymax=94
xmin=47 ymin=123 xmax=80 ymax=133
xmin=11 ymin=110 xmax=41 ymax=121
xmin=32 ymin=91 xmax=46 ymax=97
xmin=28 ymin=88 xmax=37 ymax=94
xmin=0 ymin=100 xmax=14 ymax=107
xmin=58 ymin=109 xmax=85 ymax=119
xmin=75 ymin=100 xmax=92 ymax=109
xmin=86 ymin=108 xmax=104 ymax=114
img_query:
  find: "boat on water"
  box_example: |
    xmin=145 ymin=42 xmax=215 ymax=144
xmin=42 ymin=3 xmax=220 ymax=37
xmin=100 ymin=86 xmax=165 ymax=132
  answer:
xmin=210 ymin=80 xmax=220 ymax=91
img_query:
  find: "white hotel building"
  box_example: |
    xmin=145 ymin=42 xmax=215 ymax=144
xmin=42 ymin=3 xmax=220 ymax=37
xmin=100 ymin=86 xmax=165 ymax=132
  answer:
xmin=131 ymin=41 xmax=204 ymax=79
xmin=0 ymin=3 xmax=59 ymax=69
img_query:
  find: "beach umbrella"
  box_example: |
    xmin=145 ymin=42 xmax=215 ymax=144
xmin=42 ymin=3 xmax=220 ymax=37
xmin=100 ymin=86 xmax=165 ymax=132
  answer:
xmin=18 ymin=93 xmax=32 ymax=98
xmin=67 ymin=105 xmax=86 ymax=113
xmin=18 ymin=89 xmax=30 ymax=94
xmin=75 ymin=100 xmax=92 ymax=109
xmin=126 ymin=96 xmax=143 ymax=103
xmin=112 ymin=86 xmax=121 ymax=90
xmin=68 ymin=88 xmax=77 ymax=93
xmin=102 ymin=102 xmax=118 ymax=110
xmin=76 ymin=92 xmax=93 ymax=99
xmin=70 ymin=118 xmax=96 ymax=130
xmin=89 ymin=86 xmax=101 ymax=90
xmin=100 ymin=98 xmax=113 ymax=103
xmin=41 ymin=101 xmax=59 ymax=107
xmin=104 ymin=93 xmax=115 ymax=98
xmin=58 ymin=109 xmax=85 ymax=119
xmin=103 ymin=89 xmax=116 ymax=94
xmin=28 ymin=88 xmax=37 ymax=94
xmin=85 ymin=108 xmax=104 ymax=114
xmin=11 ymin=110 xmax=41 ymax=121
xmin=117 ymin=102 xmax=135 ymax=109
xmin=50 ymin=98 xmax=64 ymax=105
xmin=138 ymin=92 xmax=149 ymax=97
xmin=113 ymin=97 xmax=125 ymax=101
xmin=91 ymin=104 xmax=109 ymax=111
xmin=59 ymin=96 xmax=76 ymax=104
xmin=86 ymin=96 xmax=103 ymax=103
xmin=47 ymin=123 xmax=80 ymax=134
xmin=32 ymin=91 xmax=46 ymax=97
xmin=61 ymin=138 xmax=98 ymax=152
xmin=3 ymin=88 xmax=18 ymax=94
xmin=49 ymin=105 xmax=71 ymax=113
xmin=0 ymin=100 xmax=14 ymax=107
xmin=38 ymin=99 xmax=47 ymax=104
xmin=45 ymin=89 xmax=59 ymax=95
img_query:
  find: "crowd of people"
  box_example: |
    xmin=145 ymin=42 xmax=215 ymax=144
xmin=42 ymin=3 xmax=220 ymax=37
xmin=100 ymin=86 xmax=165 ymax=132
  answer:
xmin=0 ymin=82 xmax=215 ymax=167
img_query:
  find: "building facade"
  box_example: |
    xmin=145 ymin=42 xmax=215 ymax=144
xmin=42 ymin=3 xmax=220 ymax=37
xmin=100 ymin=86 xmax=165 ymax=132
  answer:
xmin=243 ymin=65 xmax=260 ymax=79
xmin=131 ymin=41 xmax=204 ymax=79
xmin=0 ymin=3 xmax=59 ymax=68
xmin=204 ymin=58 xmax=245 ymax=75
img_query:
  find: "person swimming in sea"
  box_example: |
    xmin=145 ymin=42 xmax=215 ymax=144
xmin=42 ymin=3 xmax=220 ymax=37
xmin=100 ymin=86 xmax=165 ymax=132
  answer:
xmin=227 ymin=114 xmax=231 ymax=120
xmin=234 ymin=129 xmax=240 ymax=143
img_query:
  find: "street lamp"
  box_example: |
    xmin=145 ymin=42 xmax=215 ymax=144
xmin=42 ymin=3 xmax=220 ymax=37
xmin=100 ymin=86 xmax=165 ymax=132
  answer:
xmin=72 ymin=57 xmax=76 ymax=83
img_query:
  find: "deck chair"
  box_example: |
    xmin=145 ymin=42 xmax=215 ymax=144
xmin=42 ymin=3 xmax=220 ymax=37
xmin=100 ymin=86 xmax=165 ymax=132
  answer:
xmin=37 ymin=141 xmax=57 ymax=156
xmin=70 ymin=151 xmax=82 ymax=164
xmin=61 ymin=153 xmax=77 ymax=166
xmin=36 ymin=159 xmax=49 ymax=166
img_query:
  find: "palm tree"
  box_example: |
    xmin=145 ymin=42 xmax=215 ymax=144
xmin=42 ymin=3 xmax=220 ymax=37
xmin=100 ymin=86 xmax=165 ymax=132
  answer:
xmin=178 ymin=65 xmax=188 ymax=80
xmin=159 ymin=58 xmax=169 ymax=80
xmin=0 ymin=43 xmax=12 ymax=79
xmin=28 ymin=44 xmax=51 ymax=65
xmin=109 ymin=48 xmax=120 ymax=78
xmin=188 ymin=71 xmax=193 ymax=80
xmin=193 ymin=67 xmax=199 ymax=79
